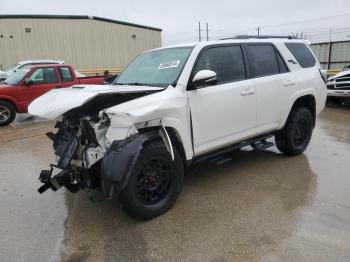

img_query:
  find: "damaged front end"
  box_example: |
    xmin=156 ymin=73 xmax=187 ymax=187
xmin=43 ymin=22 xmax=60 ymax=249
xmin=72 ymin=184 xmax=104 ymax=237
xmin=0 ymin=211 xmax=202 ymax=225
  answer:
xmin=38 ymin=112 xmax=110 ymax=194
xmin=38 ymin=107 xmax=173 ymax=199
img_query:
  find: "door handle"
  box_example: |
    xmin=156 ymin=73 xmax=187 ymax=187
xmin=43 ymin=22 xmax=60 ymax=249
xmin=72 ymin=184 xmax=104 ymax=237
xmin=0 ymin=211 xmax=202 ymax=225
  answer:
xmin=241 ymin=88 xmax=255 ymax=96
xmin=284 ymin=80 xmax=296 ymax=87
xmin=54 ymin=86 xmax=62 ymax=89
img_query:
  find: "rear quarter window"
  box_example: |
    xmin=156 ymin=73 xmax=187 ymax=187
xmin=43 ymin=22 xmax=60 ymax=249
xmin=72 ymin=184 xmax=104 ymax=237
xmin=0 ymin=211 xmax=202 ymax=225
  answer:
xmin=285 ymin=42 xmax=316 ymax=68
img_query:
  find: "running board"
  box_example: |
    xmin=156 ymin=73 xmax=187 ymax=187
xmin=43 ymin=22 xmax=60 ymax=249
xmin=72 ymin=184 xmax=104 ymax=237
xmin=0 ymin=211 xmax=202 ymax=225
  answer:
xmin=192 ymin=133 xmax=273 ymax=165
xmin=250 ymin=140 xmax=274 ymax=151
xmin=209 ymin=156 xmax=233 ymax=166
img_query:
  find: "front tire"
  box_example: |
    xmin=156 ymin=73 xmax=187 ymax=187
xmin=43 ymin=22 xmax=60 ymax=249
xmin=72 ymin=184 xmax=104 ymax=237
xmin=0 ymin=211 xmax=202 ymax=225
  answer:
xmin=121 ymin=140 xmax=184 ymax=220
xmin=0 ymin=100 xmax=16 ymax=126
xmin=275 ymin=107 xmax=313 ymax=156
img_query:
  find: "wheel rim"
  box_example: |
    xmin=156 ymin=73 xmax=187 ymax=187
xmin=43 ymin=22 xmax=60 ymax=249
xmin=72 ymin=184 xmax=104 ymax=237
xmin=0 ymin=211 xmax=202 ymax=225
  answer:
xmin=0 ymin=106 xmax=10 ymax=123
xmin=293 ymin=118 xmax=308 ymax=146
xmin=136 ymin=157 xmax=173 ymax=205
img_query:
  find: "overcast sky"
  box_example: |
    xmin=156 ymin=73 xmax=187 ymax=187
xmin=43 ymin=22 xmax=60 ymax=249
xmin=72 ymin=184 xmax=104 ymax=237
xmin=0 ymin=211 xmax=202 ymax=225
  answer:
xmin=1 ymin=0 xmax=350 ymax=45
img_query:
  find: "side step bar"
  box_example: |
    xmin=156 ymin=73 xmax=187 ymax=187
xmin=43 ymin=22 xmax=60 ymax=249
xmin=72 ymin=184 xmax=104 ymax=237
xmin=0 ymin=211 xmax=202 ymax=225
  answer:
xmin=192 ymin=133 xmax=274 ymax=165
xmin=250 ymin=139 xmax=274 ymax=151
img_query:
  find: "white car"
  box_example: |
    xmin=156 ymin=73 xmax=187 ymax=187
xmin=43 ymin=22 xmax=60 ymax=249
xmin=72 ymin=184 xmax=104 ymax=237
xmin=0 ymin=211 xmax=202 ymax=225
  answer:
xmin=327 ymin=64 xmax=350 ymax=104
xmin=0 ymin=60 xmax=64 ymax=80
xmin=29 ymin=38 xmax=327 ymax=220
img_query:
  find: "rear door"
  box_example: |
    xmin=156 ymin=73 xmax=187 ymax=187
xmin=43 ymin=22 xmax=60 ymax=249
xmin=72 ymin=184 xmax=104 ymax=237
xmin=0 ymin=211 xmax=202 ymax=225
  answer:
xmin=187 ymin=44 xmax=257 ymax=155
xmin=244 ymin=43 xmax=297 ymax=133
xmin=19 ymin=67 xmax=60 ymax=110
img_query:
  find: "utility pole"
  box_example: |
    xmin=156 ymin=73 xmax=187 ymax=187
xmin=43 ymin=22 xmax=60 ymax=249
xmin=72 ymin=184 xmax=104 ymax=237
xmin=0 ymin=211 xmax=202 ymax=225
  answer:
xmin=206 ymin=22 xmax=209 ymax=41
xmin=256 ymin=26 xmax=260 ymax=38
xmin=327 ymin=28 xmax=333 ymax=70
xmin=198 ymin=22 xmax=201 ymax=42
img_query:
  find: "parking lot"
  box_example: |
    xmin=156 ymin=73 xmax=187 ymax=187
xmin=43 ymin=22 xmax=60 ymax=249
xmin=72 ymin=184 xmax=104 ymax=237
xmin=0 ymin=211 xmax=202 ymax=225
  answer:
xmin=0 ymin=106 xmax=348 ymax=261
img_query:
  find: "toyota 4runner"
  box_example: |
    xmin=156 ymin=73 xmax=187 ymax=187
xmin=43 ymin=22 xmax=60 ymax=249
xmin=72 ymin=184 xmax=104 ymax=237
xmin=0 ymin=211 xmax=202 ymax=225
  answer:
xmin=29 ymin=38 xmax=327 ymax=220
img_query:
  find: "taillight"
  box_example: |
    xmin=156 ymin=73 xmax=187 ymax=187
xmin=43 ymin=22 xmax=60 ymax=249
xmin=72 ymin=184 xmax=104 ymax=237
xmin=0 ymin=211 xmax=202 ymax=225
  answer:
xmin=319 ymin=68 xmax=327 ymax=83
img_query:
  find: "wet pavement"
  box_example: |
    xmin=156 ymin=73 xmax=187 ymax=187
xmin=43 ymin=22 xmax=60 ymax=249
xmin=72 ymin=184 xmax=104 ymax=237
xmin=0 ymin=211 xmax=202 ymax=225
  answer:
xmin=0 ymin=107 xmax=349 ymax=262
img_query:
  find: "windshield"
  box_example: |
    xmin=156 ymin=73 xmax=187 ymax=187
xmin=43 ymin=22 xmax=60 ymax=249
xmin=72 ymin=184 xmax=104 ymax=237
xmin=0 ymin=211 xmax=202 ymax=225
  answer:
xmin=116 ymin=47 xmax=193 ymax=87
xmin=4 ymin=68 xmax=30 ymax=85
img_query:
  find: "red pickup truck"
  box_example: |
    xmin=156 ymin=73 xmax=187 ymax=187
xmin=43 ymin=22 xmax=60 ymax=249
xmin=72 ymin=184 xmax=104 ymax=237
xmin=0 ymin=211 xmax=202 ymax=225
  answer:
xmin=0 ymin=64 xmax=105 ymax=126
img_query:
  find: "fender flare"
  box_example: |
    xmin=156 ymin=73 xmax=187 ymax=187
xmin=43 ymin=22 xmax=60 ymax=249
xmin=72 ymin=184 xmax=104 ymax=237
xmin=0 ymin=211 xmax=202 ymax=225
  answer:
xmin=100 ymin=131 xmax=165 ymax=198
xmin=279 ymin=89 xmax=316 ymax=129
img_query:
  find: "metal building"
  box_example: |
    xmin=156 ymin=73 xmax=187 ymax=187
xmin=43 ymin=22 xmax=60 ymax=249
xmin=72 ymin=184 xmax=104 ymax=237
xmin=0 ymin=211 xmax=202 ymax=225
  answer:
xmin=0 ymin=15 xmax=162 ymax=71
xmin=311 ymin=40 xmax=350 ymax=70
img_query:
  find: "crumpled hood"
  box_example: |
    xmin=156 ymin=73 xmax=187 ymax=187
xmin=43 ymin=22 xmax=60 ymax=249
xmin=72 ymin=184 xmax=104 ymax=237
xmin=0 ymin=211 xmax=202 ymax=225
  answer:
xmin=328 ymin=70 xmax=350 ymax=81
xmin=28 ymin=84 xmax=165 ymax=119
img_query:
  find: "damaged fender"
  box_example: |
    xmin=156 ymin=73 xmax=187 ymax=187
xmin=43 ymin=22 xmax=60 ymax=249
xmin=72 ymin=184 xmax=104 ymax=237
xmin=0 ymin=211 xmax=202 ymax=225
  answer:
xmin=100 ymin=131 xmax=166 ymax=198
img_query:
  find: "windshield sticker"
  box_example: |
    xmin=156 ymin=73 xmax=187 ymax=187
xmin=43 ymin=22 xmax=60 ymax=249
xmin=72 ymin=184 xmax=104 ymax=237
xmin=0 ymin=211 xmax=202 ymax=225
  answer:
xmin=158 ymin=60 xmax=180 ymax=70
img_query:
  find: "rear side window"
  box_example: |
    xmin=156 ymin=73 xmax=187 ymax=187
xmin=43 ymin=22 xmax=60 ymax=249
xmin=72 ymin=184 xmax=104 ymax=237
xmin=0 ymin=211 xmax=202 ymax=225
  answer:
xmin=246 ymin=45 xmax=280 ymax=77
xmin=192 ymin=45 xmax=246 ymax=85
xmin=285 ymin=42 xmax=316 ymax=68
xmin=59 ymin=67 xmax=73 ymax=82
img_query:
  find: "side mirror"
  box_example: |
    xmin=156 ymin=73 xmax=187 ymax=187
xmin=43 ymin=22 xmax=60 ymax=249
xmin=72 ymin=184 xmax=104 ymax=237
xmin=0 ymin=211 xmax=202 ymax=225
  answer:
xmin=24 ymin=78 xmax=33 ymax=86
xmin=192 ymin=70 xmax=217 ymax=89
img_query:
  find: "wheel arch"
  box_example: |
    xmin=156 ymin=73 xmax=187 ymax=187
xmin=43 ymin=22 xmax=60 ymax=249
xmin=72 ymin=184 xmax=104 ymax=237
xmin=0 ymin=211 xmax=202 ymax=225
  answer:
xmin=164 ymin=127 xmax=189 ymax=170
xmin=281 ymin=93 xmax=316 ymax=129
xmin=0 ymin=97 xmax=18 ymax=112
xmin=137 ymin=124 xmax=192 ymax=163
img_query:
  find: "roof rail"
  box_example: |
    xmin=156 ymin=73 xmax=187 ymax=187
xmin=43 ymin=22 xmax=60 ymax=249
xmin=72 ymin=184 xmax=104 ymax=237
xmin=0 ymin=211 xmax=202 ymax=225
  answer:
xmin=221 ymin=35 xmax=298 ymax=40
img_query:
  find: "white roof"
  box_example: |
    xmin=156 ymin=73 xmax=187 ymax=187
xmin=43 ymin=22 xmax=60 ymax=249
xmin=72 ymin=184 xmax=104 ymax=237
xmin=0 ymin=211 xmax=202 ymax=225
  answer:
xmin=155 ymin=38 xmax=309 ymax=50
xmin=17 ymin=60 xmax=64 ymax=65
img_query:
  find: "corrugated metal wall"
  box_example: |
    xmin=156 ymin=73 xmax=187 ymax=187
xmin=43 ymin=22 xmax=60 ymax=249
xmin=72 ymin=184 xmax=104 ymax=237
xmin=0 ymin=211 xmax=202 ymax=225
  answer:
xmin=311 ymin=40 xmax=350 ymax=69
xmin=0 ymin=18 xmax=162 ymax=70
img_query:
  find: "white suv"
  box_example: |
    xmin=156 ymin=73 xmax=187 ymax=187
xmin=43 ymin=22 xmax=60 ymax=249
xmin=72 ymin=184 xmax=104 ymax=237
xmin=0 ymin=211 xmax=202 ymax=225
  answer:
xmin=29 ymin=38 xmax=327 ymax=220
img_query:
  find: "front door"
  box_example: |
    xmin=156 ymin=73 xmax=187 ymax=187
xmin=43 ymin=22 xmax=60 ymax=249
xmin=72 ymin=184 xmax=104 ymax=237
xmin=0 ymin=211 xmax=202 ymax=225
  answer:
xmin=19 ymin=67 xmax=60 ymax=110
xmin=187 ymin=45 xmax=257 ymax=155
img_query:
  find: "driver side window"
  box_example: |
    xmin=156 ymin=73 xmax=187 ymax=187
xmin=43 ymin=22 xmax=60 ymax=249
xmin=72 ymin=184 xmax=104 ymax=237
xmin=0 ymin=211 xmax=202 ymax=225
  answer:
xmin=192 ymin=45 xmax=246 ymax=85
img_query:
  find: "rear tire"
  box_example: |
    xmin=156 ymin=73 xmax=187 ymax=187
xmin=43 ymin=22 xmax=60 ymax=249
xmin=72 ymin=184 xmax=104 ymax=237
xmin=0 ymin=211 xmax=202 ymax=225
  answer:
xmin=121 ymin=140 xmax=184 ymax=220
xmin=275 ymin=107 xmax=313 ymax=156
xmin=0 ymin=100 xmax=16 ymax=126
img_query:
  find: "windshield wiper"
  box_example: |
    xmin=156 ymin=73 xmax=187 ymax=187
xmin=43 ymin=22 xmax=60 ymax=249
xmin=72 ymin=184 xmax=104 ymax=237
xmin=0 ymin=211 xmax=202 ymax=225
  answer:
xmin=116 ymin=82 xmax=147 ymax=86
xmin=116 ymin=82 xmax=168 ymax=88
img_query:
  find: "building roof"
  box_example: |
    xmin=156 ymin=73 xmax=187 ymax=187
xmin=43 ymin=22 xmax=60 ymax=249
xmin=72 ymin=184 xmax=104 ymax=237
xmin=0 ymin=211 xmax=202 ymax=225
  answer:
xmin=0 ymin=14 xmax=162 ymax=32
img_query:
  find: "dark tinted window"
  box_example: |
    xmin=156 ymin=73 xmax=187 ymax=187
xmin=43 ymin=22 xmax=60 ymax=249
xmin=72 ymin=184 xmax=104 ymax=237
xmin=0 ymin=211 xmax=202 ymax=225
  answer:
xmin=29 ymin=68 xmax=58 ymax=84
xmin=276 ymin=51 xmax=289 ymax=73
xmin=285 ymin=42 xmax=316 ymax=68
xmin=59 ymin=67 xmax=73 ymax=82
xmin=193 ymin=45 xmax=246 ymax=85
xmin=246 ymin=44 xmax=279 ymax=77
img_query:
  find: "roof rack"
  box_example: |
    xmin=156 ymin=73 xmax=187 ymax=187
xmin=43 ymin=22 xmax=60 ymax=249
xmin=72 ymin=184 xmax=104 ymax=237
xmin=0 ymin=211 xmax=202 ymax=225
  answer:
xmin=221 ymin=35 xmax=298 ymax=40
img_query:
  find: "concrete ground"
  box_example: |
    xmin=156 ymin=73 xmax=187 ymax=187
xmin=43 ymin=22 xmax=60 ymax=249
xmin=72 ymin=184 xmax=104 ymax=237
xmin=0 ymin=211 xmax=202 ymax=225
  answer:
xmin=0 ymin=107 xmax=349 ymax=262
